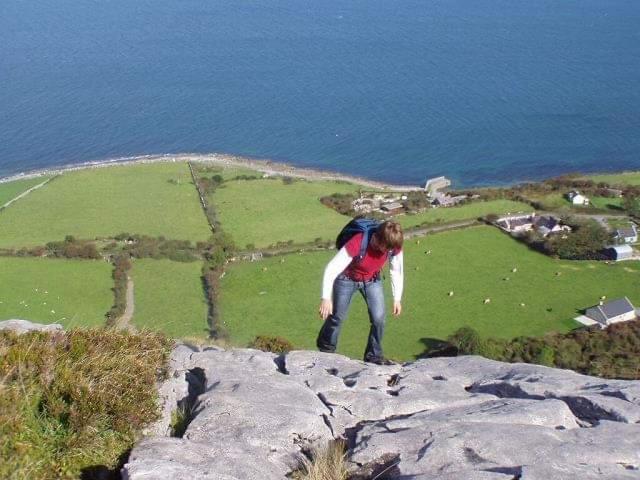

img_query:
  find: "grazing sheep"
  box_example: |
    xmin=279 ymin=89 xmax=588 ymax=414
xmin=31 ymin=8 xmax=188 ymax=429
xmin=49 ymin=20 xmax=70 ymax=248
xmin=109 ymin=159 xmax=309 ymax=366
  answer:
xmin=511 ymin=267 xmax=518 ymax=273
xmin=50 ymin=310 xmax=55 ymax=314
xmin=262 ymin=267 xmax=268 ymax=272
xmin=600 ymin=295 xmax=606 ymax=300
xmin=280 ymin=258 xmax=285 ymax=263
xmin=416 ymin=240 xmax=421 ymax=245
xmin=555 ymin=271 xmax=561 ymax=276
xmin=427 ymin=250 xmax=432 ymax=254
xmin=520 ymin=303 xmax=526 ymax=307
xmin=415 ymin=266 xmax=420 ymax=271
xmin=503 ymin=277 xmax=510 ymax=281
xmin=483 ymin=298 xmax=491 ymax=304
xmin=448 ymin=291 xmax=454 ymax=297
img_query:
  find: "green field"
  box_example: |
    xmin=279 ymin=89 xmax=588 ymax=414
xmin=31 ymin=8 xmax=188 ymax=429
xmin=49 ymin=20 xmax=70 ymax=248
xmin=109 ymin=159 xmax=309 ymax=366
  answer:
xmin=589 ymin=196 xmax=624 ymax=210
xmin=0 ymin=257 xmax=113 ymax=328
xmin=219 ymin=226 xmax=640 ymax=360
xmin=0 ymin=176 xmax=51 ymax=207
xmin=398 ymin=200 xmax=531 ymax=229
xmin=0 ymin=163 xmax=211 ymax=248
xmin=526 ymin=193 xmax=623 ymax=212
xmin=130 ymin=259 xmax=208 ymax=338
xmin=587 ymin=171 xmax=640 ymax=186
xmin=212 ymin=177 xmax=358 ymax=248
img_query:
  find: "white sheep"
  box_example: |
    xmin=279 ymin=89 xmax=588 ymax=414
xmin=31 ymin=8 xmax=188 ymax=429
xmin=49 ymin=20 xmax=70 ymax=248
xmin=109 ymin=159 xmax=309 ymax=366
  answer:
xmin=448 ymin=291 xmax=454 ymax=297
xmin=511 ymin=267 xmax=518 ymax=273
xmin=483 ymin=298 xmax=491 ymax=304
xmin=520 ymin=303 xmax=526 ymax=307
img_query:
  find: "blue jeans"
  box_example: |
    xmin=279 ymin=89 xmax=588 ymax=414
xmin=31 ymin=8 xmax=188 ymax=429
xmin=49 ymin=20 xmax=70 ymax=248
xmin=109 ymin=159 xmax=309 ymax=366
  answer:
xmin=316 ymin=273 xmax=386 ymax=361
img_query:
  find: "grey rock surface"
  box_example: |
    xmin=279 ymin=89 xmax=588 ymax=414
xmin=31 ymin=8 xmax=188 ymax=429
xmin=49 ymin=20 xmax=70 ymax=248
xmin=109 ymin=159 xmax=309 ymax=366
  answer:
xmin=0 ymin=319 xmax=63 ymax=334
xmin=123 ymin=348 xmax=640 ymax=479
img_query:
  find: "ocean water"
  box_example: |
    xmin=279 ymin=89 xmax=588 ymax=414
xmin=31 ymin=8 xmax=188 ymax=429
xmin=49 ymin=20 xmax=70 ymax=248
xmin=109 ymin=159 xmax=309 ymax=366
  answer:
xmin=1 ymin=0 xmax=639 ymax=187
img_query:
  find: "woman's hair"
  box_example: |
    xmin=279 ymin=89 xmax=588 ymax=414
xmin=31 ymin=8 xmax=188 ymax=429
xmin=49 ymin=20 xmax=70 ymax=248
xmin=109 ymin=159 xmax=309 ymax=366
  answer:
xmin=376 ymin=220 xmax=404 ymax=250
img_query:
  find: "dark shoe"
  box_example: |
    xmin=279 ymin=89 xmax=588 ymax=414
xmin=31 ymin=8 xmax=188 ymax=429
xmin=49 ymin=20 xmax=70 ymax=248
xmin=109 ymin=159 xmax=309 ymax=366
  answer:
xmin=317 ymin=343 xmax=335 ymax=353
xmin=364 ymin=357 xmax=396 ymax=366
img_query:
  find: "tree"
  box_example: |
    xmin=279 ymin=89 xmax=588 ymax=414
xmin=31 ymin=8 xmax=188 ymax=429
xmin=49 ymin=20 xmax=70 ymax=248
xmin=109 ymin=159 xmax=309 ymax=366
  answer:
xmin=622 ymin=195 xmax=640 ymax=217
xmin=545 ymin=220 xmax=610 ymax=260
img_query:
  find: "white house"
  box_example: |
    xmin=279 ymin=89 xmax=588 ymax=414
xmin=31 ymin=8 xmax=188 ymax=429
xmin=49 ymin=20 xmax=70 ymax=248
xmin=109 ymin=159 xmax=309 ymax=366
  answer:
xmin=533 ymin=215 xmax=571 ymax=237
xmin=584 ymin=297 xmax=637 ymax=327
xmin=615 ymin=225 xmax=638 ymax=244
xmin=566 ymin=191 xmax=590 ymax=206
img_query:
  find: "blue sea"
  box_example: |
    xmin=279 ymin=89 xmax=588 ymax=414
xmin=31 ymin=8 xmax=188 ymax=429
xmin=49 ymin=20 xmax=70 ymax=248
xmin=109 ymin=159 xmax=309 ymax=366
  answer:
xmin=1 ymin=0 xmax=639 ymax=187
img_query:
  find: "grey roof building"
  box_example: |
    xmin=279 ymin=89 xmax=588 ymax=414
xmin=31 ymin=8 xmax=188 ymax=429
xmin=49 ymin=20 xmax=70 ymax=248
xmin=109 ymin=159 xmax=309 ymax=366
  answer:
xmin=585 ymin=297 xmax=637 ymax=327
xmin=615 ymin=225 xmax=638 ymax=244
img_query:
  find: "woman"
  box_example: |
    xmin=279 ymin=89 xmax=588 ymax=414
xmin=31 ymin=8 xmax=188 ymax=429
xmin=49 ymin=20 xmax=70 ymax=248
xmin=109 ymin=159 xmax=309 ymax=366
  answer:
xmin=317 ymin=220 xmax=404 ymax=364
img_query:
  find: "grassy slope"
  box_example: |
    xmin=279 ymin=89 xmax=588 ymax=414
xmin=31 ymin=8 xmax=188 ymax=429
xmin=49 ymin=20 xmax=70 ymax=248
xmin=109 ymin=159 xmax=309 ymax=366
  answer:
xmin=0 ymin=177 xmax=51 ymax=207
xmin=219 ymin=226 xmax=639 ymax=360
xmin=212 ymin=178 xmax=358 ymax=248
xmin=0 ymin=257 xmax=113 ymax=328
xmin=130 ymin=259 xmax=208 ymax=338
xmin=587 ymin=171 xmax=640 ymax=186
xmin=0 ymin=163 xmax=211 ymax=248
xmin=528 ymin=192 xmax=624 ymax=212
xmin=397 ymin=200 xmax=531 ymax=229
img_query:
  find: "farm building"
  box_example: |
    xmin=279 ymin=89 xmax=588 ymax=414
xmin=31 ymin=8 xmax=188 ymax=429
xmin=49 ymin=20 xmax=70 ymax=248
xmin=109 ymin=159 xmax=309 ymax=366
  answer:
xmin=604 ymin=188 xmax=623 ymax=197
xmin=584 ymin=297 xmax=637 ymax=327
xmin=380 ymin=202 xmax=404 ymax=215
xmin=496 ymin=214 xmax=534 ymax=233
xmin=605 ymin=244 xmax=634 ymax=261
xmin=495 ymin=213 xmax=569 ymax=237
xmin=424 ymin=176 xmax=451 ymax=196
xmin=566 ymin=190 xmax=590 ymax=206
xmin=431 ymin=193 xmax=467 ymax=207
xmin=534 ymin=215 xmax=571 ymax=237
xmin=614 ymin=225 xmax=638 ymax=244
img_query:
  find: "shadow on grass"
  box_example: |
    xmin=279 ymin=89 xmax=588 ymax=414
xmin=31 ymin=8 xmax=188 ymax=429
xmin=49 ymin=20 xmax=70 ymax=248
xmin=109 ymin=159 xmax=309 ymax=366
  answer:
xmin=80 ymin=448 xmax=131 ymax=480
xmin=414 ymin=337 xmax=458 ymax=360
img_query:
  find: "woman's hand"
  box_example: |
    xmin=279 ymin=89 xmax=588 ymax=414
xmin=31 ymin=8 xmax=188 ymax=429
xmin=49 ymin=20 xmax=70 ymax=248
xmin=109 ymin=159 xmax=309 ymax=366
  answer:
xmin=393 ymin=301 xmax=402 ymax=317
xmin=318 ymin=299 xmax=333 ymax=320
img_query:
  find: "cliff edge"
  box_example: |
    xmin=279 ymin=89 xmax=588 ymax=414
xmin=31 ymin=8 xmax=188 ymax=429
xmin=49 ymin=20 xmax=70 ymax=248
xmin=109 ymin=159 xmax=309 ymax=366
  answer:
xmin=125 ymin=344 xmax=640 ymax=479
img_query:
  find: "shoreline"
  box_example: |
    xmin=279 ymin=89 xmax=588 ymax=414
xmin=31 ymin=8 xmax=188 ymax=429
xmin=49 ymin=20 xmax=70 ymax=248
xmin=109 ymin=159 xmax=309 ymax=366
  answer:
xmin=1 ymin=152 xmax=638 ymax=191
xmin=0 ymin=152 xmax=422 ymax=191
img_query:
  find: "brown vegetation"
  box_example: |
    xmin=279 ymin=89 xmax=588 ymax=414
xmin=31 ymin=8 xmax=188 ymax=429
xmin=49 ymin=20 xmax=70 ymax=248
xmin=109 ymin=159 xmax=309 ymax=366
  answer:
xmin=0 ymin=328 xmax=172 ymax=479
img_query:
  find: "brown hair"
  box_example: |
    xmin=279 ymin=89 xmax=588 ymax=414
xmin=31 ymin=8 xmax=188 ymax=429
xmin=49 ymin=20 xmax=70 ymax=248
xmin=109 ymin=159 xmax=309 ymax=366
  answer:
xmin=376 ymin=220 xmax=404 ymax=250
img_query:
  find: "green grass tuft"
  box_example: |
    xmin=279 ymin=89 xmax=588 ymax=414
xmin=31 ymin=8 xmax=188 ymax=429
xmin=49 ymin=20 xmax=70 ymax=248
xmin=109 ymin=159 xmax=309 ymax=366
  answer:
xmin=0 ymin=328 xmax=172 ymax=479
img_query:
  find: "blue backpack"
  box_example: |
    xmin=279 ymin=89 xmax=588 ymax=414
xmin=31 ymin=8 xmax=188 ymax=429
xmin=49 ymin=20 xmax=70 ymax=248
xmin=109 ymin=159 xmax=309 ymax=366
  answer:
xmin=336 ymin=218 xmax=392 ymax=260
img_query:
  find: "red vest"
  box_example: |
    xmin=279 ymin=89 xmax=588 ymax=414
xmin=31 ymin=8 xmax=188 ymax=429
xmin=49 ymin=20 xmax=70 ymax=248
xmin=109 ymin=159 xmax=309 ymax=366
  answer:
xmin=343 ymin=233 xmax=401 ymax=281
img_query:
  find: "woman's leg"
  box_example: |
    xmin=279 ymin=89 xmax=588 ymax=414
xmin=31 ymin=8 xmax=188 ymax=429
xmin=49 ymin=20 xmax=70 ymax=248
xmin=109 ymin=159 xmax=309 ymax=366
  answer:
xmin=361 ymin=278 xmax=386 ymax=361
xmin=316 ymin=276 xmax=356 ymax=353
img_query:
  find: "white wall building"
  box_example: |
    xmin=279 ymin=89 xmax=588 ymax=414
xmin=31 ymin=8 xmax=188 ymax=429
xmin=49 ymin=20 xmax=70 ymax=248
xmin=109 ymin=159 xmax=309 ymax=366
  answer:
xmin=567 ymin=191 xmax=590 ymax=206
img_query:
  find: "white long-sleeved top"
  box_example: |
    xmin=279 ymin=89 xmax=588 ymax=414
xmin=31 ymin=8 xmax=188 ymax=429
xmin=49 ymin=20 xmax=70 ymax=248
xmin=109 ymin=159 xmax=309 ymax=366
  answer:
xmin=321 ymin=247 xmax=404 ymax=302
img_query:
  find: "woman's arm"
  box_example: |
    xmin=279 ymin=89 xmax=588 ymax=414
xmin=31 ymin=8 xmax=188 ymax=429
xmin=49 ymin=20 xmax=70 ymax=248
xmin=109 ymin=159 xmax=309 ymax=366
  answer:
xmin=389 ymin=251 xmax=404 ymax=302
xmin=321 ymin=247 xmax=353 ymax=299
